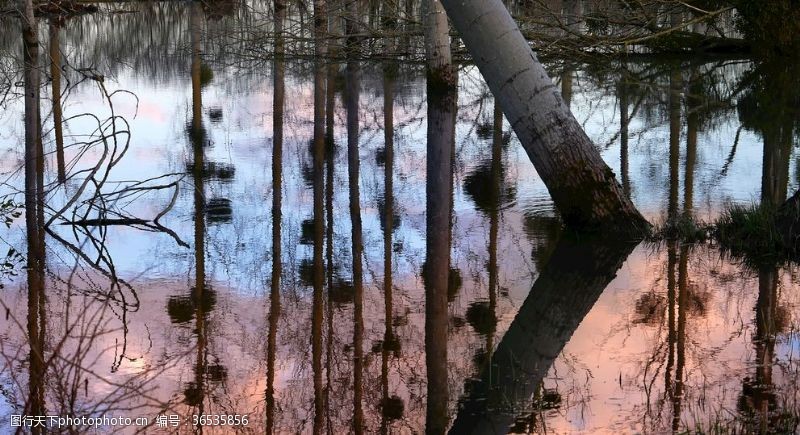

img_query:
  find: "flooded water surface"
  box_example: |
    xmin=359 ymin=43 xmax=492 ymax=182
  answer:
xmin=0 ymin=1 xmax=799 ymax=434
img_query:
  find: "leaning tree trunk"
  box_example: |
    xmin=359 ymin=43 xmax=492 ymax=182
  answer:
xmin=438 ymin=0 xmax=648 ymax=235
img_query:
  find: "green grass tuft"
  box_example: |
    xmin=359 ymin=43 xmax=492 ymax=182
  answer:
xmin=714 ymin=204 xmax=788 ymax=265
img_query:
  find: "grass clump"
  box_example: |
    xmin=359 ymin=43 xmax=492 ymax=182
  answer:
xmin=647 ymin=214 xmax=712 ymax=244
xmin=714 ymin=204 xmax=788 ymax=264
xmin=646 ymin=199 xmax=800 ymax=267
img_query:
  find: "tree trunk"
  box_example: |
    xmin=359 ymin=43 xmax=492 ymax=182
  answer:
xmin=266 ymin=4 xmax=285 ymax=426
xmin=21 ymin=0 xmax=40 ymax=250
xmin=49 ymin=23 xmax=66 ymax=183
xmin=668 ymin=68 xmax=681 ymax=221
xmin=438 ymin=0 xmax=648 ymax=234
xmin=187 ymin=2 xmax=209 ymax=420
xmin=420 ymin=4 xmax=458 ymax=426
xmin=345 ymin=1 xmax=365 ymax=430
xmin=424 ymin=66 xmax=456 ymax=435
xmin=347 ymin=61 xmax=365 ymax=434
xmin=618 ymin=73 xmax=631 ymax=197
xmin=20 ymin=0 xmax=46 ymax=423
xmin=749 ymin=266 xmax=779 ymax=431
xmin=380 ymin=64 xmax=397 ymax=435
xmin=312 ymin=1 xmax=327 ymax=433
xmin=421 ymin=0 xmax=454 ymax=88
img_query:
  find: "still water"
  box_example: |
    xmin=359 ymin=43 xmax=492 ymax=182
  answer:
xmin=0 ymin=2 xmax=799 ymax=434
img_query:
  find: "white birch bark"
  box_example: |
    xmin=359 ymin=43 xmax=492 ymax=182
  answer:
xmin=439 ymin=0 xmax=648 ymax=233
xmin=421 ymin=0 xmax=454 ymax=86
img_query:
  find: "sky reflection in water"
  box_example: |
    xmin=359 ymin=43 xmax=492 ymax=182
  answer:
xmin=0 ymin=4 xmax=799 ymax=434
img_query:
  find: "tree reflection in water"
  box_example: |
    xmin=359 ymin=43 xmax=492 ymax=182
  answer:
xmin=1 ymin=4 xmax=800 ymax=434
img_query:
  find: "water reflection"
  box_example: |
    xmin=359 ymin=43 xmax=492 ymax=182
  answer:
xmin=379 ymin=59 xmax=404 ymax=433
xmin=182 ymin=3 xmax=226 ymax=424
xmin=425 ymin=60 xmax=457 ymax=435
xmin=450 ymin=236 xmax=637 ymax=434
xmin=20 ymin=3 xmax=46 ymax=429
xmin=265 ymin=0 xmax=285 ymax=432
xmin=1 ymin=4 xmax=800 ymax=434
xmin=311 ymin=2 xmax=327 ymax=431
xmin=475 ymin=103 xmax=503 ymax=366
xmin=738 ymin=61 xmax=799 ymax=209
xmin=49 ymin=22 xmax=66 ymax=184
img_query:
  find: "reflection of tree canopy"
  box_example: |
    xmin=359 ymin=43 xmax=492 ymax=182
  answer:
xmin=298 ymin=258 xmax=356 ymax=305
xmin=377 ymin=197 xmax=401 ymax=233
xmin=465 ymin=301 xmax=497 ymax=336
xmin=167 ymin=287 xmax=218 ymax=324
xmin=184 ymin=362 xmax=228 ymax=406
xmin=558 ymin=58 xmax=747 ymax=133
xmin=633 ymin=280 xmax=710 ymax=325
xmin=507 ymin=388 xmax=562 ymax=434
xmin=185 ymin=160 xmax=235 ymax=182
xmin=736 ymin=374 xmax=799 ymax=433
xmin=523 ymin=213 xmax=562 ymax=268
xmin=300 ymin=218 xmax=315 ymax=245
xmin=633 ymin=292 xmax=666 ymax=325
xmin=737 ymin=60 xmax=800 ymax=137
xmin=463 ymin=159 xmax=516 ymax=214
xmin=206 ymin=197 xmax=232 ymax=224
xmin=421 ymin=261 xmax=462 ymax=302
xmin=0 ymin=1 xmax=266 ymax=81
xmin=380 ymin=395 xmax=404 ymax=421
xmin=731 ymin=0 xmax=800 ymax=56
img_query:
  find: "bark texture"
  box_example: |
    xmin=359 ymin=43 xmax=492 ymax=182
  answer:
xmin=438 ymin=0 xmax=648 ymax=235
xmin=421 ymin=0 xmax=454 ymax=88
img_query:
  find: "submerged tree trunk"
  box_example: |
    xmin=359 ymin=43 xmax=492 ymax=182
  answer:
xmin=438 ymin=0 xmax=648 ymax=234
